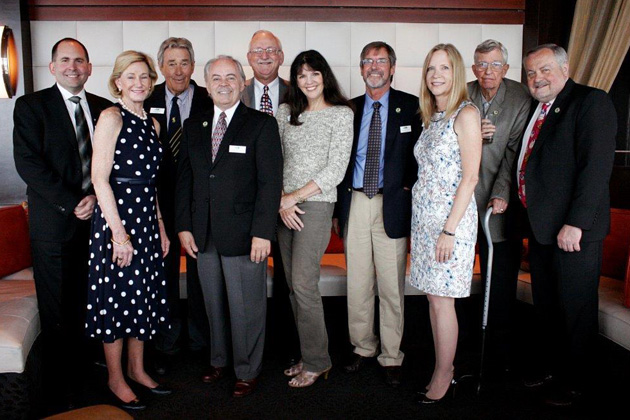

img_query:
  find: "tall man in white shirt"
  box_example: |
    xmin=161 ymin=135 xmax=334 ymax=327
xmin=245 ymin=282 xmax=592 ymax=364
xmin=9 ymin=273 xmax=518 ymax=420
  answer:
xmin=13 ymin=38 xmax=111 ymax=412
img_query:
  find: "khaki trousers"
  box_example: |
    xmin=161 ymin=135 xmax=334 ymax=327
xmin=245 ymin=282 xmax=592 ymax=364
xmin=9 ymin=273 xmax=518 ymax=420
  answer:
xmin=345 ymin=191 xmax=407 ymax=366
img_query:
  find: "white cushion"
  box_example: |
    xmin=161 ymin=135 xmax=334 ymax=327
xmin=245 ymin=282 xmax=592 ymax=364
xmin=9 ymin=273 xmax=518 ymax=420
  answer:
xmin=0 ymin=280 xmax=40 ymax=373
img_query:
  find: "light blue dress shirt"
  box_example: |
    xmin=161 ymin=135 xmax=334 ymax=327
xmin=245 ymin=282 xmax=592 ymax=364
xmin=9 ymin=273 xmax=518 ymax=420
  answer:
xmin=353 ymin=90 xmax=390 ymax=189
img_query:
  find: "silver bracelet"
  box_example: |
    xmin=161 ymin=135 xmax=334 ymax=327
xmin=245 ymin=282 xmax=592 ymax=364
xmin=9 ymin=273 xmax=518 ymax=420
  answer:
xmin=441 ymin=229 xmax=455 ymax=237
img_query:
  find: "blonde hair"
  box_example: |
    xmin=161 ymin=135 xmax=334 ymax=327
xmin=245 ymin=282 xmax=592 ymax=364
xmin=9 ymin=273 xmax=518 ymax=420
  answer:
xmin=419 ymin=44 xmax=468 ymax=127
xmin=108 ymin=50 xmax=158 ymax=98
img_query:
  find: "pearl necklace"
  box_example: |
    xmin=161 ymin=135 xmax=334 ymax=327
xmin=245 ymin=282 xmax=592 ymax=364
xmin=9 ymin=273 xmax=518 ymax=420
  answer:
xmin=118 ymin=99 xmax=147 ymax=120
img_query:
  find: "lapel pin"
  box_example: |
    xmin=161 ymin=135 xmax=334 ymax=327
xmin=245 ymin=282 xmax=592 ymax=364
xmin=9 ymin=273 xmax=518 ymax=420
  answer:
xmin=493 ymin=110 xmax=499 ymax=115
xmin=554 ymin=107 xmax=560 ymax=113
xmin=202 ymin=121 xmax=208 ymax=127
xmin=395 ymin=107 xmax=401 ymax=113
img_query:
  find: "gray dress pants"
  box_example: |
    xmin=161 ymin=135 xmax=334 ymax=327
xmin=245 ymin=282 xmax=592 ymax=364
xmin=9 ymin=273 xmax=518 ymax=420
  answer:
xmin=278 ymin=201 xmax=334 ymax=372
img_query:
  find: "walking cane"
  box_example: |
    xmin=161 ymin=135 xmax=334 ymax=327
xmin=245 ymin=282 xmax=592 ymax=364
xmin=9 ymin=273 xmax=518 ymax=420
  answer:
xmin=477 ymin=206 xmax=494 ymax=396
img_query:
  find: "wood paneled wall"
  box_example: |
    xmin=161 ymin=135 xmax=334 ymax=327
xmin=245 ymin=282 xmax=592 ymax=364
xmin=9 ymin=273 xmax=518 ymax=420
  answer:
xmin=29 ymin=0 xmax=526 ymax=23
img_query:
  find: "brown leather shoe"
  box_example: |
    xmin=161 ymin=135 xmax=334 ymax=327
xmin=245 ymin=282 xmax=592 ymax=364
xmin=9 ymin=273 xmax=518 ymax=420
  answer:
xmin=201 ymin=366 xmax=225 ymax=383
xmin=233 ymin=377 xmax=258 ymax=397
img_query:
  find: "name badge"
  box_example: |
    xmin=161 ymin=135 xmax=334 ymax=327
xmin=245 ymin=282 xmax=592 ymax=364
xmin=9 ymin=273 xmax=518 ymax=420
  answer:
xmin=400 ymin=125 xmax=412 ymax=133
xmin=229 ymin=145 xmax=246 ymax=154
xmin=150 ymin=107 xmax=165 ymax=114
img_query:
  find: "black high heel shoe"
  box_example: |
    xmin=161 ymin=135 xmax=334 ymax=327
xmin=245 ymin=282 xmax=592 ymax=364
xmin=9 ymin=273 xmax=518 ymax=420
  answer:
xmin=129 ymin=377 xmax=173 ymax=395
xmin=108 ymin=389 xmax=146 ymax=411
xmin=418 ymin=378 xmax=458 ymax=405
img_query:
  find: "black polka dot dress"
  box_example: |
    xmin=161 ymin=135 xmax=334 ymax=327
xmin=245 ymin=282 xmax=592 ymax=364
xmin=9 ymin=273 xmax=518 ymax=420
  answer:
xmin=86 ymin=103 xmax=169 ymax=343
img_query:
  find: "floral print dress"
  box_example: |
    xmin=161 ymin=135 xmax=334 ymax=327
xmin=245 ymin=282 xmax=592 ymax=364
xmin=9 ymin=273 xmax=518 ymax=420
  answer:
xmin=409 ymin=101 xmax=478 ymax=298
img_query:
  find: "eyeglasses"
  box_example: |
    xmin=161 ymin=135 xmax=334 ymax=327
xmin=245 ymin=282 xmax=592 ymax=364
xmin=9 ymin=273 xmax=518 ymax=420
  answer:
xmin=248 ymin=47 xmax=281 ymax=56
xmin=474 ymin=61 xmax=505 ymax=71
xmin=361 ymin=58 xmax=390 ymax=66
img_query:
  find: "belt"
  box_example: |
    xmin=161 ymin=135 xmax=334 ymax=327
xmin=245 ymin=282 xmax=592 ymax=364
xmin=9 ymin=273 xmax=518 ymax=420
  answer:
xmin=352 ymin=187 xmax=383 ymax=194
xmin=112 ymin=177 xmax=155 ymax=185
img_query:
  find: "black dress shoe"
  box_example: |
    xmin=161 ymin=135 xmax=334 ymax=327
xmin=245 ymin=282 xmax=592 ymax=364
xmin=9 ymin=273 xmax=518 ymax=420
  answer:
xmin=524 ymin=373 xmax=554 ymax=388
xmin=383 ymin=366 xmax=402 ymax=387
xmin=344 ymin=354 xmax=372 ymax=373
xmin=418 ymin=379 xmax=457 ymax=405
xmin=147 ymin=384 xmax=173 ymax=395
xmin=545 ymin=389 xmax=583 ymax=407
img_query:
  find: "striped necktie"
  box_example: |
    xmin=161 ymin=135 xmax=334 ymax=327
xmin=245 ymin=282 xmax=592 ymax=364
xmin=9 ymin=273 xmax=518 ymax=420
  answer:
xmin=168 ymin=96 xmax=182 ymax=161
xmin=68 ymin=96 xmax=92 ymax=193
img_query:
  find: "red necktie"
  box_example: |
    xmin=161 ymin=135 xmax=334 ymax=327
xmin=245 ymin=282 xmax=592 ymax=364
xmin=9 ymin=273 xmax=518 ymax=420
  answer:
xmin=518 ymin=103 xmax=550 ymax=208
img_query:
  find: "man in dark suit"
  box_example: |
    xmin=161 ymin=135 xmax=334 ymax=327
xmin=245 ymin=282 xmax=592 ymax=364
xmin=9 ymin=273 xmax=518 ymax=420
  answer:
xmin=334 ymin=41 xmax=420 ymax=387
xmin=176 ymin=56 xmax=283 ymax=397
xmin=13 ymin=38 xmax=111 ymax=411
xmin=144 ymin=37 xmax=213 ymax=375
xmin=243 ymin=29 xmax=298 ymax=366
xmin=242 ymin=30 xmax=289 ymax=114
xmin=513 ymin=44 xmax=616 ymax=406
xmin=467 ymin=39 xmax=531 ymax=374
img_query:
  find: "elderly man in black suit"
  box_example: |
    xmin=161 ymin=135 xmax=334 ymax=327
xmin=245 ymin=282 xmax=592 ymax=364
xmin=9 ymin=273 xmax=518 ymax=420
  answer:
xmin=13 ymin=38 xmax=111 ymax=411
xmin=144 ymin=37 xmax=213 ymax=375
xmin=334 ymin=41 xmax=420 ymax=387
xmin=513 ymin=44 xmax=616 ymax=406
xmin=176 ymin=55 xmax=283 ymax=397
xmin=467 ymin=39 xmax=531 ymax=374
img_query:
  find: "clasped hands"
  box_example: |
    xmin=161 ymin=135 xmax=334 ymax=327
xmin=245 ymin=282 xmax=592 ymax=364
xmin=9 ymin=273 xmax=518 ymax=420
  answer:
xmin=279 ymin=192 xmax=305 ymax=231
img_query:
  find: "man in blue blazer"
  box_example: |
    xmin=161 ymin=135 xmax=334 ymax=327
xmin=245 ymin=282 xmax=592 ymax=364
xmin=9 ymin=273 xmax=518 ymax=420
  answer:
xmin=513 ymin=44 xmax=616 ymax=407
xmin=13 ymin=38 xmax=111 ymax=411
xmin=334 ymin=41 xmax=421 ymax=387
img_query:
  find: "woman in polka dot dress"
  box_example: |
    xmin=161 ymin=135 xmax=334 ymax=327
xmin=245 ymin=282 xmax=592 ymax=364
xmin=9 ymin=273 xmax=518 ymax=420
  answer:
xmin=88 ymin=51 xmax=170 ymax=410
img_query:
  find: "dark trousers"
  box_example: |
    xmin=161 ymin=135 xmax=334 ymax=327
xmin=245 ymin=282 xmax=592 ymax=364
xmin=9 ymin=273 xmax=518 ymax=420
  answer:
xmin=30 ymin=220 xmax=92 ymax=397
xmin=527 ymin=235 xmax=602 ymax=390
xmin=155 ymin=227 xmax=210 ymax=354
xmin=477 ymin=234 xmax=521 ymax=366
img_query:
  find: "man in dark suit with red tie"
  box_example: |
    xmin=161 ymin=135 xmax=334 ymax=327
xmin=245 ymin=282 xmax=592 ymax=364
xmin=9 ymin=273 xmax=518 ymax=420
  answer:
xmin=144 ymin=37 xmax=213 ymax=375
xmin=513 ymin=44 xmax=616 ymax=406
xmin=13 ymin=38 xmax=111 ymax=412
xmin=176 ymin=56 xmax=283 ymax=397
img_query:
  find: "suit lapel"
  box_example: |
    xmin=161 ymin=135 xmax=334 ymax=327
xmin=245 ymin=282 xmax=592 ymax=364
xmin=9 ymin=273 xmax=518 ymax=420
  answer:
xmin=279 ymin=78 xmax=289 ymax=105
xmin=384 ymin=88 xmax=401 ymax=162
xmin=486 ymin=81 xmax=506 ymax=120
xmin=190 ymin=81 xmax=210 ymax=115
xmin=198 ymin=108 xmax=214 ymax=166
xmin=212 ymin=102 xmax=247 ymax=168
xmin=352 ymin=95 xmax=366 ymax=160
xmin=49 ymin=86 xmax=78 ymax=149
xmin=531 ymin=79 xmax=574 ymax=156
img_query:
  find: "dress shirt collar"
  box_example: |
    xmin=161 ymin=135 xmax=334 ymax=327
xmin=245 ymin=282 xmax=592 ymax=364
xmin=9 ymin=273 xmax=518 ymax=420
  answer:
xmin=213 ymin=102 xmax=240 ymax=129
xmin=363 ymin=89 xmax=390 ymax=113
xmin=57 ymin=83 xmax=87 ymax=103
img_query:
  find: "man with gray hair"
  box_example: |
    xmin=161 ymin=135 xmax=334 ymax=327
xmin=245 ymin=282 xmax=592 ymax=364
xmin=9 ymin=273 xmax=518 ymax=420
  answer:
xmin=243 ymin=30 xmax=289 ymax=115
xmin=467 ymin=39 xmax=531 ymax=376
xmin=176 ymin=56 xmax=283 ymax=397
xmin=145 ymin=37 xmax=213 ymax=375
xmin=512 ymin=43 xmax=616 ymax=407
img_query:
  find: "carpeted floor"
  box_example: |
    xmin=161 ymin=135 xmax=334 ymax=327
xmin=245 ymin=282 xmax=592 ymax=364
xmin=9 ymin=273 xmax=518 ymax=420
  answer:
xmin=51 ymin=297 xmax=630 ymax=419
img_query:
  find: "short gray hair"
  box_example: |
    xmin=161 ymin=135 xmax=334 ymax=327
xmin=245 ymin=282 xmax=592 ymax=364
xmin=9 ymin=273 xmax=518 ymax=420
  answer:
xmin=203 ymin=55 xmax=246 ymax=82
xmin=474 ymin=39 xmax=508 ymax=64
xmin=524 ymin=43 xmax=568 ymax=66
xmin=157 ymin=37 xmax=195 ymax=67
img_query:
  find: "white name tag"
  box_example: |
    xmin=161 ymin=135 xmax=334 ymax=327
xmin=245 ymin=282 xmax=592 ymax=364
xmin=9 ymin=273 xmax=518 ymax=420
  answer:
xmin=229 ymin=145 xmax=247 ymax=154
xmin=400 ymin=125 xmax=412 ymax=133
xmin=150 ymin=107 xmax=165 ymax=114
